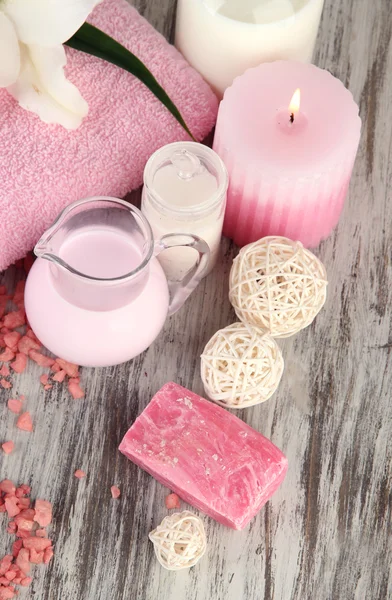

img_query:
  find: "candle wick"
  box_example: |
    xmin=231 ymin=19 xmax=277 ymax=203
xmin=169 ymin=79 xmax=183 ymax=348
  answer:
xmin=289 ymin=112 xmax=294 ymax=124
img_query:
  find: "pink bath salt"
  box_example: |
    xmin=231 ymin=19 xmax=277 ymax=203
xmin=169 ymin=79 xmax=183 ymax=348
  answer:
xmin=43 ymin=547 xmax=54 ymax=565
xmin=17 ymin=336 xmax=40 ymax=355
xmin=44 ymin=385 xmax=52 ymax=391
xmin=5 ymin=497 xmax=20 ymax=518
xmin=16 ymin=498 xmax=30 ymax=510
xmin=52 ymin=370 xmax=66 ymax=383
xmin=0 ymin=327 xmax=11 ymax=335
xmin=28 ymin=350 xmax=54 ymax=368
xmin=0 ymin=379 xmax=12 ymax=390
xmin=0 ymin=365 xmax=10 ymax=377
xmin=23 ymin=538 xmax=51 ymax=552
xmin=16 ymin=518 xmax=34 ymax=533
xmin=1 ymin=442 xmax=14 ymax=455
xmin=15 ymin=548 xmax=30 ymax=576
xmin=0 ymin=577 xmax=10 ymax=585
xmin=68 ymin=380 xmax=84 ymax=400
xmin=33 ymin=499 xmax=52 ymax=527
xmin=110 ymin=486 xmax=121 ymax=499
xmin=0 ymin=556 xmax=12 ymax=577
xmin=74 ymin=470 xmax=86 ymax=479
xmin=35 ymin=529 xmax=47 ymax=538
xmin=26 ymin=329 xmax=41 ymax=344
xmin=55 ymin=359 xmax=79 ymax=378
xmin=3 ymin=311 xmax=25 ymax=330
xmin=11 ymin=541 xmax=22 ymax=558
xmin=7 ymin=399 xmax=22 ymax=414
xmin=0 ymin=348 xmax=14 ymax=362
xmin=0 ymin=587 xmax=16 ymax=599
xmin=51 ymin=362 xmax=61 ymax=373
xmin=10 ymin=353 xmax=27 ymax=374
xmin=4 ymin=332 xmax=21 ymax=350
xmin=18 ymin=484 xmax=30 ymax=496
xmin=16 ymin=412 xmax=33 ymax=432
xmin=165 ymin=493 xmax=181 ymax=510
xmin=4 ymin=572 xmax=15 ymax=582
xmin=0 ymin=481 xmax=16 ymax=495
xmin=40 ymin=374 xmax=49 ymax=386
xmin=15 ymin=509 xmax=35 ymax=522
xmin=29 ymin=549 xmax=44 ymax=565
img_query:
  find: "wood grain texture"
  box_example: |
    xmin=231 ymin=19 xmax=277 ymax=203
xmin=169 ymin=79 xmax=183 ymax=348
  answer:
xmin=1 ymin=0 xmax=391 ymax=599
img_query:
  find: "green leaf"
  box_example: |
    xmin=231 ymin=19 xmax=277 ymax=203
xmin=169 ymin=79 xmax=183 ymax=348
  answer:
xmin=66 ymin=22 xmax=195 ymax=140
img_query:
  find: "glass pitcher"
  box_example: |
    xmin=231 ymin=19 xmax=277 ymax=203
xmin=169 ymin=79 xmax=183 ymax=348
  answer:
xmin=25 ymin=197 xmax=209 ymax=367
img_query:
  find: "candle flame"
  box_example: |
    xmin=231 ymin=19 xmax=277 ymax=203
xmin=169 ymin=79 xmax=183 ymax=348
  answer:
xmin=289 ymin=88 xmax=301 ymax=114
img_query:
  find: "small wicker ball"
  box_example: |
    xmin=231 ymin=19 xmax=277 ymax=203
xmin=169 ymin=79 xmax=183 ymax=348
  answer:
xmin=149 ymin=511 xmax=207 ymax=571
xmin=201 ymin=322 xmax=284 ymax=409
xmin=229 ymin=236 xmax=328 ymax=338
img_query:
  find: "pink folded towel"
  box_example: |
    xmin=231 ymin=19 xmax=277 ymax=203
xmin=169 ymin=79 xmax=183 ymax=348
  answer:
xmin=0 ymin=0 xmax=218 ymax=271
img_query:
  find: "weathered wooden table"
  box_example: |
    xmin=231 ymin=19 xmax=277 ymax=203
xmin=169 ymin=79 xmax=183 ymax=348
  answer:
xmin=1 ymin=1 xmax=391 ymax=599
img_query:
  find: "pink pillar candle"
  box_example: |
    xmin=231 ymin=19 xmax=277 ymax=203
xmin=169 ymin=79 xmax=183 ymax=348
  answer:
xmin=213 ymin=61 xmax=361 ymax=247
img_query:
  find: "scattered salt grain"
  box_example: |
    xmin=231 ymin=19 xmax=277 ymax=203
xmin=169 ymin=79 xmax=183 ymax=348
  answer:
xmin=165 ymin=493 xmax=181 ymax=510
xmin=4 ymin=333 xmax=21 ymax=351
xmin=10 ymin=353 xmax=27 ymax=374
xmin=1 ymin=442 xmax=14 ymax=455
xmin=110 ymin=486 xmax=121 ymax=499
xmin=33 ymin=500 xmax=52 ymax=528
xmin=68 ymin=379 xmax=84 ymax=399
xmin=7 ymin=399 xmax=22 ymax=414
xmin=52 ymin=370 xmax=66 ymax=383
xmin=74 ymin=470 xmax=86 ymax=479
xmin=55 ymin=359 xmax=79 ymax=378
xmin=16 ymin=413 xmax=33 ymax=432
xmin=17 ymin=336 xmax=40 ymax=355
xmin=3 ymin=312 xmax=25 ymax=329
xmin=28 ymin=350 xmax=54 ymax=368
xmin=0 ymin=349 xmax=15 ymax=362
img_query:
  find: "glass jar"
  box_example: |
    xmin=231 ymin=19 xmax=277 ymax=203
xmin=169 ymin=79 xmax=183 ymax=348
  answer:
xmin=142 ymin=142 xmax=228 ymax=281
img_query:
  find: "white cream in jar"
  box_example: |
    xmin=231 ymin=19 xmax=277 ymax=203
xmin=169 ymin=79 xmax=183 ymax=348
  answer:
xmin=142 ymin=142 xmax=228 ymax=281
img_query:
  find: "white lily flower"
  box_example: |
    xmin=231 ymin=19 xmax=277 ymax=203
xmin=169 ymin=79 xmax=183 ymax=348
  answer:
xmin=0 ymin=0 xmax=102 ymax=129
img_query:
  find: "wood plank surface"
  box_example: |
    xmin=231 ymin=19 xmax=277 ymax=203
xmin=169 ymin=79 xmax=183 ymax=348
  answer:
xmin=1 ymin=0 xmax=391 ymax=599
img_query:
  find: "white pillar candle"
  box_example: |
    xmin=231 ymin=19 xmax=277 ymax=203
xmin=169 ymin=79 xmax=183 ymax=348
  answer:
xmin=175 ymin=0 xmax=325 ymax=96
xmin=142 ymin=142 xmax=228 ymax=281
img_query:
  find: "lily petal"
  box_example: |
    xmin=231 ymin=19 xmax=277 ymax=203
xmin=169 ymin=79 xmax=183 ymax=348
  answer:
xmin=7 ymin=44 xmax=88 ymax=130
xmin=3 ymin=0 xmax=102 ymax=47
xmin=0 ymin=12 xmax=20 ymax=87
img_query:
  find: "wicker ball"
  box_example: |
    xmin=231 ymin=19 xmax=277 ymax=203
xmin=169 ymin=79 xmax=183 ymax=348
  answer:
xmin=201 ymin=322 xmax=284 ymax=409
xmin=149 ymin=511 xmax=207 ymax=571
xmin=229 ymin=236 xmax=327 ymax=338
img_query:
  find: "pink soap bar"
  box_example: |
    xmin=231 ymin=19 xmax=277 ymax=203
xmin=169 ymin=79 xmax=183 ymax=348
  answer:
xmin=119 ymin=382 xmax=288 ymax=530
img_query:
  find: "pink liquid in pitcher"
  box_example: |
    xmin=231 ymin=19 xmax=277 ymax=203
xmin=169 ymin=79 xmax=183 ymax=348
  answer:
xmin=25 ymin=227 xmax=170 ymax=367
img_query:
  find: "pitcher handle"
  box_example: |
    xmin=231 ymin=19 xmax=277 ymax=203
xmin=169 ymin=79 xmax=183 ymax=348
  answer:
xmin=154 ymin=234 xmax=210 ymax=316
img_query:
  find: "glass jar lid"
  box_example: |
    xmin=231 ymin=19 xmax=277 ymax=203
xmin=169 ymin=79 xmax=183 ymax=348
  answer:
xmin=143 ymin=142 xmax=228 ymax=218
